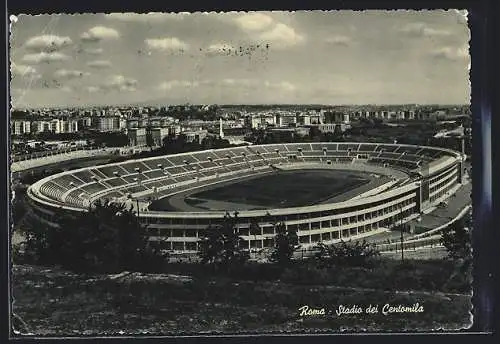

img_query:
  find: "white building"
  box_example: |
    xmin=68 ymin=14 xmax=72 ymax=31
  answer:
xmin=168 ymin=125 xmax=181 ymax=136
xmin=11 ymin=120 xmax=31 ymax=135
xmin=127 ymin=128 xmax=147 ymax=146
xmin=150 ymin=127 xmax=169 ymax=146
xmin=97 ymin=116 xmax=121 ymax=132
xmin=182 ymin=129 xmax=208 ymax=144
xmin=119 ymin=118 xmax=127 ymax=130
xmin=59 ymin=119 xmax=79 ymax=133
xmin=276 ymin=114 xmax=297 ymax=127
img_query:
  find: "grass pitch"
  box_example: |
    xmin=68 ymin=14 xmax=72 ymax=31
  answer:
xmin=186 ymin=169 xmax=370 ymax=209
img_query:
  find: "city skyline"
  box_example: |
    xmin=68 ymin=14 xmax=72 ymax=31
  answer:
xmin=10 ymin=10 xmax=470 ymax=108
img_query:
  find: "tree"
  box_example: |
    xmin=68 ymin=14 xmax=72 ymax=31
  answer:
xmin=440 ymin=215 xmax=472 ymax=261
xmin=198 ymin=212 xmax=249 ymax=271
xmin=314 ymin=239 xmax=380 ymax=267
xmin=91 ymin=132 xmax=128 ymax=148
xmin=333 ymin=124 xmax=344 ymax=137
xmin=270 ymin=222 xmax=298 ymax=265
xmin=308 ymin=126 xmax=322 ymax=141
xmin=249 ymin=220 xmax=262 ymax=259
xmin=20 ymin=200 xmax=165 ymax=273
xmin=440 ymin=213 xmax=473 ymax=291
xmin=145 ymin=126 xmax=155 ymax=149
xmin=11 ymin=185 xmax=28 ymax=227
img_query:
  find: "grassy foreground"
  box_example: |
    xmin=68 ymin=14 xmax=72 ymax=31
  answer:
xmin=11 ymin=258 xmax=472 ymax=336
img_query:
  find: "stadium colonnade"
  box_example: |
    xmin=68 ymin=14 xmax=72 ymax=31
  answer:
xmin=26 ymin=142 xmax=466 ymax=253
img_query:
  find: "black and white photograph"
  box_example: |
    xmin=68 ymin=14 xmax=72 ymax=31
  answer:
xmin=9 ymin=10 xmax=474 ymax=336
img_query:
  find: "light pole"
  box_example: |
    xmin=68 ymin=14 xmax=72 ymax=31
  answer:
xmin=128 ymin=193 xmax=140 ymax=229
xmin=400 ymin=206 xmax=404 ymax=262
xmin=249 ymin=220 xmax=260 ymax=260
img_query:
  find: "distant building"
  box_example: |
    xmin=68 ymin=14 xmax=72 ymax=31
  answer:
xmin=324 ymin=112 xmax=343 ymax=123
xmin=127 ymin=119 xmax=139 ymax=129
xmin=31 ymin=118 xmax=73 ymax=134
xmin=181 ymin=129 xmax=208 ymax=144
xmin=119 ymin=118 xmax=127 ymax=130
xmin=32 ymin=121 xmax=49 ymax=133
xmin=48 ymin=119 xmax=60 ymax=133
xmin=248 ymin=114 xmax=277 ymax=129
xmin=250 ymin=116 xmax=262 ymax=129
xmin=310 ymin=123 xmax=348 ymax=134
xmin=387 ymin=111 xmax=397 ymax=120
xmin=97 ymin=116 xmax=120 ymax=132
xmin=167 ymin=125 xmax=181 ymax=136
xmin=310 ymin=114 xmax=323 ymax=124
xmin=268 ymin=127 xmax=310 ymax=139
xmin=11 ymin=120 xmax=31 ymax=135
xmin=57 ymin=119 xmax=79 ymax=133
xmin=219 ymin=118 xmax=224 ymax=138
xmin=127 ymin=128 xmax=147 ymax=146
xmin=78 ymin=117 xmax=92 ymax=128
xmin=298 ymin=114 xmax=311 ymax=126
xmin=150 ymin=127 xmax=169 ymax=146
xmin=294 ymin=127 xmax=310 ymax=136
xmin=276 ymin=114 xmax=297 ymax=127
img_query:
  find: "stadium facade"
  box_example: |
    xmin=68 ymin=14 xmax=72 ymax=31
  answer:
xmin=27 ymin=142 xmax=465 ymax=253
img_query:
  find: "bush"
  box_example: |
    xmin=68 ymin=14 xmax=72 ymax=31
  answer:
xmin=20 ymin=200 xmax=166 ymax=274
xmin=269 ymin=222 xmax=298 ymax=266
xmin=440 ymin=214 xmax=472 ymax=261
xmin=198 ymin=212 xmax=250 ymax=272
xmin=314 ymin=240 xmax=381 ymax=268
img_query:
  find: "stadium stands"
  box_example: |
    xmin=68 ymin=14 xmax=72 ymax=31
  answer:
xmin=27 ymin=142 xmax=464 ymax=253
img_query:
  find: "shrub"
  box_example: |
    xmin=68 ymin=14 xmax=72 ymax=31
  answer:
xmin=270 ymin=222 xmax=298 ymax=266
xmin=198 ymin=212 xmax=250 ymax=272
xmin=20 ymin=200 xmax=166 ymax=274
xmin=314 ymin=240 xmax=381 ymax=268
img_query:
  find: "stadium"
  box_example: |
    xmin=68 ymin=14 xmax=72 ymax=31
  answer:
xmin=26 ymin=142 xmax=466 ymax=254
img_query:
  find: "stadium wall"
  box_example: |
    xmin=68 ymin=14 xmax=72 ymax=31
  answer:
xmin=25 ymin=142 xmax=465 ymax=253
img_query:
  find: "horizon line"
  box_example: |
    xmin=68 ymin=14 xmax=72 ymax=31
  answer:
xmin=12 ymin=103 xmax=471 ymax=110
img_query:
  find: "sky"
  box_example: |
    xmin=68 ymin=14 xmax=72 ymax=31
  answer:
xmin=9 ymin=10 xmax=470 ymax=108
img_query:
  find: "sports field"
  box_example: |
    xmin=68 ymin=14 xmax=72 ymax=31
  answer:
xmin=150 ymin=169 xmax=372 ymax=211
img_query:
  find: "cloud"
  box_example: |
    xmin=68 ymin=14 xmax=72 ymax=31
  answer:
xmin=430 ymin=46 xmax=469 ymax=61
xmin=234 ymin=13 xmax=274 ymax=31
xmin=87 ymin=60 xmax=112 ymax=69
xmin=85 ymin=86 xmax=101 ymax=93
xmin=54 ymin=69 xmax=90 ymax=79
xmin=24 ymin=34 xmax=73 ymax=52
xmin=400 ymin=22 xmax=452 ymax=37
xmin=199 ymin=78 xmax=296 ymax=92
xmin=265 ymin=80 xmax=296 ymax=91
xmin=103 ymin=75 xmax=138 ymax=92
xmin=158 ymin=80 xmax=199 ymax=90
xmin=21 ymin=52 xmax=70 ymax=64
xmin=105 ymin=12 xmax=188 ymax=22
xmin=259 ymin=23 xmax=304 ymax=47
xmin=220 ymin=78 xmax=255 ymax=87
xmin=81 ymin=26 xmax=120 ymax=42
xmin=83 ymin=47 xmax=103 ymax=55
xmin=204 ymin=43 xmax=236 ymax=55
xmin=145 ymin=37 xmax=189 ymax=51
xmin=11 ymin=63 xmax=39 ymax=78
xmin=157 ymin=79 xmax=293 ymax=92
xmin=325 ymin=35 xmax=352 ymax=46
xmin=234 ymin=13 xmax=304 ymax=48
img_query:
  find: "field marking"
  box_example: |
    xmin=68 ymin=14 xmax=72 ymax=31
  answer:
xmin=154 ymin=169 xmax=380 ymax=212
